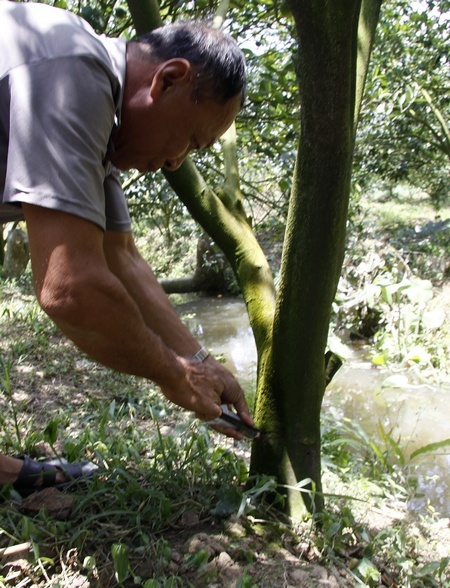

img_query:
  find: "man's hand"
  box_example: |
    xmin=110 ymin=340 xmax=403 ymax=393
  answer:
xmin=22 ymin=206 xmax=252 ymax=441
xmin=159 ymin=355 xmax=254 ymax=440
xmin=159 ymin=356 xmax=223 ymax=420
xmin=203 ymin=356 xmax=255 ymax=439
xmin=204 ymin=356 xmax=252 ymax=417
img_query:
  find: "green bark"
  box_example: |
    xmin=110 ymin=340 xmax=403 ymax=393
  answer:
xmin=250 ymin=0 xmax=382 ymax=518
xmin=355 ymin=0 xmax=384 ymax=127
xmin=162 ymin=160 xmax=275 ymax=364
xmin=126 ymin=0 xmax=162 ymax=33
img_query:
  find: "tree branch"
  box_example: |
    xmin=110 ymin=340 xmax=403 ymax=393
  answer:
xmin=420 ymin=88 xmax=450 ymax=155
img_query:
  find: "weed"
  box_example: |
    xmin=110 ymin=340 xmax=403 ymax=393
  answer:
xmin=320 ymin=414 xmax=450 ymax=586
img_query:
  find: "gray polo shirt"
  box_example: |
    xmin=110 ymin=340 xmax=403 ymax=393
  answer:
xmin=0 ymin=1 xmax=131 ymax=231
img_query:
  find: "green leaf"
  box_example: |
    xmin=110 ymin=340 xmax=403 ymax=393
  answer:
xmin=381 ymin=374 xmax=409 ymax=389
xmin=404 ymin=278 xmax=433 ymax=304
xmin=82 ymin=556 xmax=96 ymax=570
xmin=411 ymin=438 xmax=450 ymax=460
xmin=378 ymin=423 xmax=405 ymax=465
xmin=236 ymin=571 xmax=258 ymax=588
xmin=143 ymin=580 xmax=160 ymax=588
xmin=356 ymin=558 xmax=380 ymax=582
xmin=417 ymin=561 xmax=442 ymax=576
xmin=184 ymin=549 xmax=209 ymax=569
xmin=405 ymin=346 xmax=430 ymax=364
xmin=109 ymin=400 xmax=116 ymax=419
xmin=43 ymin=419 xmax=58 ymax=445
xmin=163 ymin=578 xmax=182 ymax=588
xmin=372 ymin=353 xmax=387 ymax=366
xmin=213 ymin=486 xmax=242 ymax=517
xmin=111 ymin=543 xmax=129 ymax=584
xmin=439 ymin=557 xmax=450 ymax=577
xmin=422 ymin=308 xmax=445 ymax=330
xmin=326 ymin=521 xmax=342 ymax=539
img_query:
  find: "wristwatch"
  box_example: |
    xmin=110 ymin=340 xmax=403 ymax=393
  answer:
xmin=191 ymin=346 xmax=210 ymax=362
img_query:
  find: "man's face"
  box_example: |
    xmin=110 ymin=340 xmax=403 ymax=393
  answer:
xmin=110 ymin=62 xmax=242 ymax=173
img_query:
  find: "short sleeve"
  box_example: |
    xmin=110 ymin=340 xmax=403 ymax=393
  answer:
xmin=4 ymin=56 xmax=125 ymax=231
xmin=104 ymin=167 xmax=131 ymax=232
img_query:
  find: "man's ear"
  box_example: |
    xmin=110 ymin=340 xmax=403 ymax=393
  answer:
xmin=150 ymin=58 xmax=193 ymax=101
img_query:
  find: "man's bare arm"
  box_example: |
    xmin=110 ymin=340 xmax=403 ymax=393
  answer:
xmin=102 ymin=229 xmax=253 ymax=426
xmin=22 ymin=204 xmax=223 ymax=420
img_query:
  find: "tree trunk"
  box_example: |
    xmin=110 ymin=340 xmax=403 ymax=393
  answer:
xmin=3 ymin=227 xmax=29 ymax=278
xmin=126 ymin=0 xmax=382 ymax=517
xmin=126 ymin=0 xmax=161 ymax=32
xmin=162 ymin=160 xmax=276 ymax=365
xmin=160 ymin=234 xmax=232 ymax=294
xmin=250 ymin=0 xmax=382 ymax=518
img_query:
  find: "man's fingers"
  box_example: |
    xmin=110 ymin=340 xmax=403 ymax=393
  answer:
xmin=212 ymin=375 xmax=224 ymax=394
xmin=216 ymin=373 xmax=254 ymax=427
xmin=194 ymin=403 xmax=221 ymax=422
xmin=188 ymin=380 xmax=222 ymax=420
xmin=163 ymin=355 xmax=253 ymax=431
xmin=233 ymin=396 xmax=255 ymax=427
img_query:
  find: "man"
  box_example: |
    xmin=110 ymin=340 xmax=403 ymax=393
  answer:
xmin=0 ymin=1 xmax=253 ymax=495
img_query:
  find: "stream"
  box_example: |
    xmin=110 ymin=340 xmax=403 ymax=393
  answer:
xmin=177 ymin=296 xmax=450 ymax=517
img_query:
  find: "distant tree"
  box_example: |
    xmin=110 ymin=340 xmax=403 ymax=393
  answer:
xmin=354 ymin=0 xmax=450 ymax=207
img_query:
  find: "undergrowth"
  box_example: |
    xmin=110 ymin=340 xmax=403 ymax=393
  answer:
xmin=0 ymin=274 xmax=449 ymax=587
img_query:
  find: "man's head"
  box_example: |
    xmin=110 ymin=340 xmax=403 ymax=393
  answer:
xmin=136 ymin=23 xmax=246 ymax=106
xmin=110 ymin=22 xmax=246 ymax=173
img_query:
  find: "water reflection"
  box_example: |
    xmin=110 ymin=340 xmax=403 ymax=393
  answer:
xmin=177 ymin=296 xmax=450 ymax=516
xmin=324 ymin=356 xmax=450 ymax=516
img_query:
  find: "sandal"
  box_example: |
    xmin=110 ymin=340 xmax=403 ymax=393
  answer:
xmin=13 ymin=455 xmax=99 ymax=497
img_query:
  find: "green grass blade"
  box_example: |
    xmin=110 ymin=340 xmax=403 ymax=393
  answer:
xmin=410 ymin=438 xmax=450 ymax=460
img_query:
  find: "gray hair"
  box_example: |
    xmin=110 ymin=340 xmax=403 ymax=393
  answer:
xmin=134 ymin=22 xmax=246 ymax=107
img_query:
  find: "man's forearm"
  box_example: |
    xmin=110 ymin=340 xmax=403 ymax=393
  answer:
xmin=101 ymin=235 xmax=254 ymax=427
xmin=23 ymin=205 xmax=188 ymax=389
xmin=103 ymin=230 xmax=203 ymax=358
xmin=39 ymin=266 xmax=222 ymax=419
xmin=22 ymin=205 xmax=229 ymax=421
xmin=46 ymin=266 xmax=186 ymax=386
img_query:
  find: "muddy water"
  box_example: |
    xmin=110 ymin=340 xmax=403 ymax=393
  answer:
xmin=177 ymin=296 xmax=450 ymax=517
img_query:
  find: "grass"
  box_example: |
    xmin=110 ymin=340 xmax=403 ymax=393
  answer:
xmin=358 ymin=183 xmax=450 ymax=226
xmin=0 ymin=271 xmax=450 ymax=587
